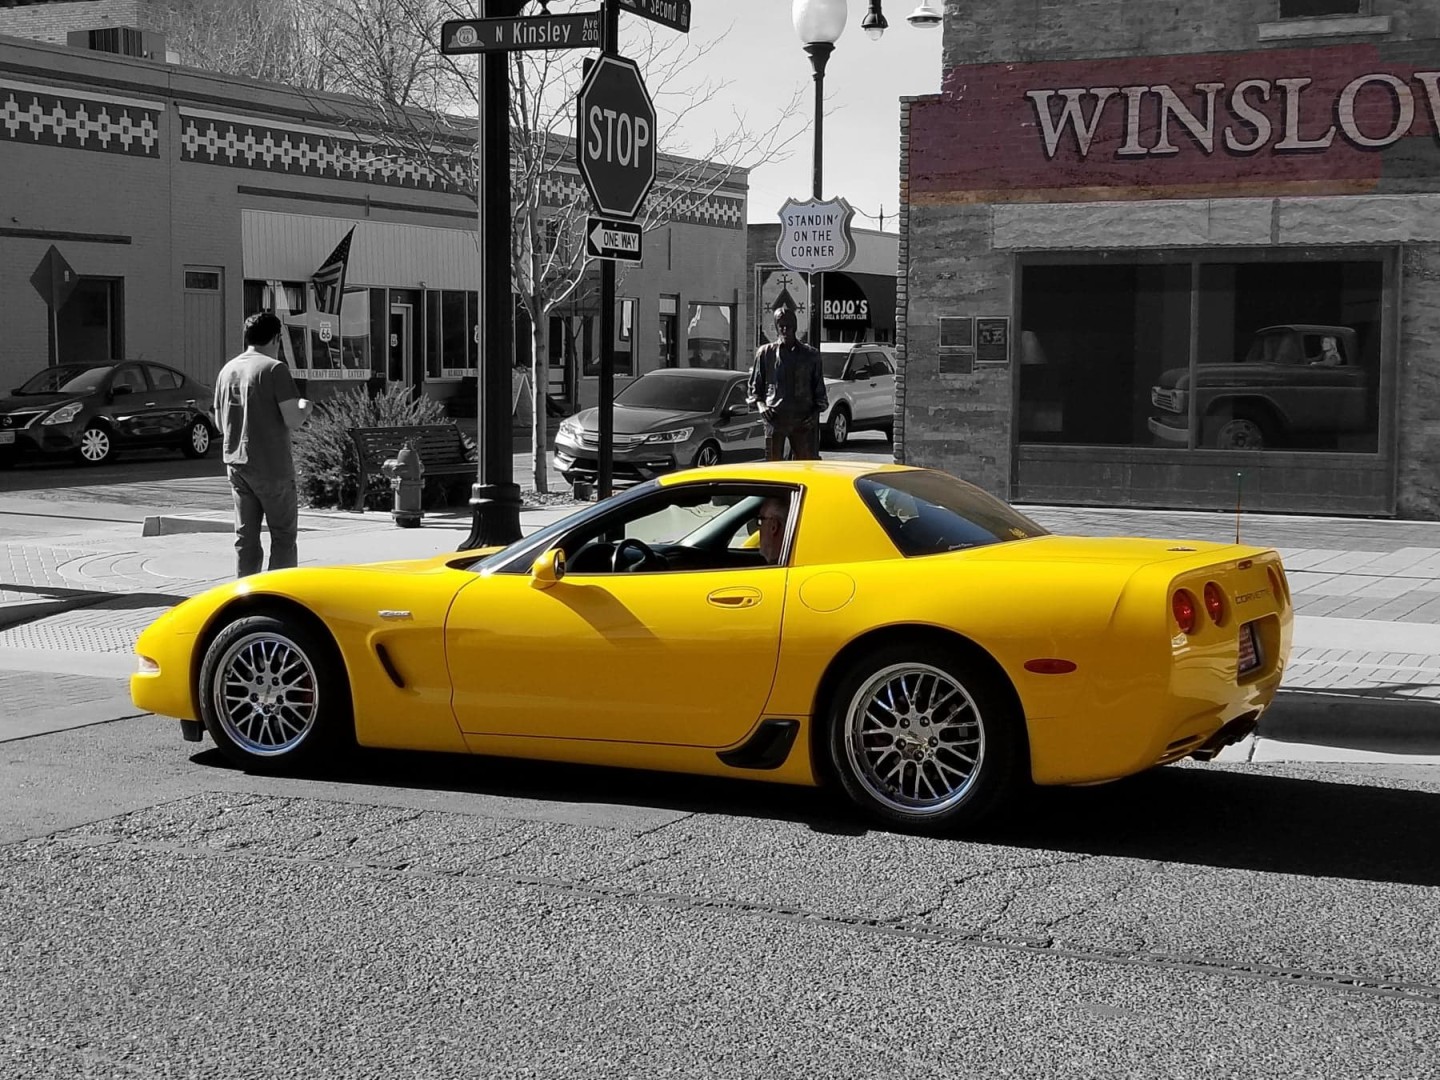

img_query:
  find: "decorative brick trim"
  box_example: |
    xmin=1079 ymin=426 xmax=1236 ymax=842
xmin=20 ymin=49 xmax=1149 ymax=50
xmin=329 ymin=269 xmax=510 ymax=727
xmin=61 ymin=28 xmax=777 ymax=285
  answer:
xmin=0 ymin=76 xmax=159 ymax=157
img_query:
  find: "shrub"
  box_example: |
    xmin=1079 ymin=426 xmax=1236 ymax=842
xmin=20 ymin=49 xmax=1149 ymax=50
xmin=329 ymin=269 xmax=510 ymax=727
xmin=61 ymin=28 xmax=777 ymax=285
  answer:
xmin=293 ymin=385 xmax=464 ymax=510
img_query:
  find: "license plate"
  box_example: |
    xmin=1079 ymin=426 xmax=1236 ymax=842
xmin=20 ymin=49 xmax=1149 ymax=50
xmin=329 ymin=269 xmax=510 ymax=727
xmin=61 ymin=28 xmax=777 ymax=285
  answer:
xmin=1238 ymin=621 xmax=1261 ymax=675
xmin=0 ymin=431 xmax=14 ymax=444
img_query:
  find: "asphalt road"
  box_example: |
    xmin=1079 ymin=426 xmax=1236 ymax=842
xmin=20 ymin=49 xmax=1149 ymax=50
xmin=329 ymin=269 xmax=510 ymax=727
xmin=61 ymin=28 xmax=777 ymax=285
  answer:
xmin=2 ymin=712 xmax=1438 ymax=1078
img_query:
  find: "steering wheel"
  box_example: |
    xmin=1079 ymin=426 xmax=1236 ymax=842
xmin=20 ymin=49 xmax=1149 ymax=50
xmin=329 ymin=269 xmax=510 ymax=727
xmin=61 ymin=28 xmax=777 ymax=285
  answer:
xmin=612 ymin=537 xmax=662 ymax=573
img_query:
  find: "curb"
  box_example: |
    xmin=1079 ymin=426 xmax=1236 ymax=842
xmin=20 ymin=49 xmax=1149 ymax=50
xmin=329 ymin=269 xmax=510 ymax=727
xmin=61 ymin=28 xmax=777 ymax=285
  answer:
xmin=1261 ymin=691 xmax=1440 ymax=756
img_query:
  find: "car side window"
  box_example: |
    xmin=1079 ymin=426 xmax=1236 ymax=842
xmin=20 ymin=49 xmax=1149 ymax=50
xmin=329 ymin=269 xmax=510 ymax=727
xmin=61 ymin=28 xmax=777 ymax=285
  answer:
xmin=146 ymin=365 xmax=183 ymax=390
xmin=112 ymin=365 xmax=148 ymax=394
xmin=871 ymin=352 xmax=895 ymax=376
xmin=846 ymin=354 xmax=867 ymax=381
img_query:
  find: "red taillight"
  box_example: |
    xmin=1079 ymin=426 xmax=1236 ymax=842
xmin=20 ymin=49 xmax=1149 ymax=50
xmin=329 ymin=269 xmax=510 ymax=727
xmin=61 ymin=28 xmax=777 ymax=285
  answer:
xmin=1173 ymin=589 xmax=1197 ymax=634
xmin=1203 ymin=582 xmax=1225 ymax=624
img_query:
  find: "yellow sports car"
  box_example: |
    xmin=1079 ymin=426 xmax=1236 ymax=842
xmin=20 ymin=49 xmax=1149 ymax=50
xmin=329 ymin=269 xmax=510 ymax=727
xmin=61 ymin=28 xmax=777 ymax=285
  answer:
xmin=131 ymin=462 xmax=1291 ymax=832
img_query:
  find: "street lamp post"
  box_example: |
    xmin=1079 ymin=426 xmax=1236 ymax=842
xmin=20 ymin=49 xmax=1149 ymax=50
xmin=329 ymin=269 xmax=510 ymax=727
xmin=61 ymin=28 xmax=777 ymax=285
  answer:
xmin=792 ymin=0 xmax=847 ymax=348
xmin=460 ymin=0 xmax=525 ymax=551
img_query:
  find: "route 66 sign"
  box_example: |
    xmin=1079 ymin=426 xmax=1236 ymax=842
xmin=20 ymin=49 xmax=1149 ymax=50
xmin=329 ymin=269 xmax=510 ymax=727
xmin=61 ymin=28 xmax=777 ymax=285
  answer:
xmin=318 ymin=321 xmax=334 ymax=343
xmin=775 ymin=197 xmax=856 ymax=274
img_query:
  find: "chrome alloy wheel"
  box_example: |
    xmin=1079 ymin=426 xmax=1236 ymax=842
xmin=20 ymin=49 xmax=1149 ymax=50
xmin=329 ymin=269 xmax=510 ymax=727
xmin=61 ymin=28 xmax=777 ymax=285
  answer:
xmin=190 ymin=422 xmax=211 ymax=454
xmin=211 ymin=632 xmax=320 ymax=757
xmin=843 ymin=662 xmax=985 ymax=816
xmin=79 ymin=427 xmax=111 ymax=462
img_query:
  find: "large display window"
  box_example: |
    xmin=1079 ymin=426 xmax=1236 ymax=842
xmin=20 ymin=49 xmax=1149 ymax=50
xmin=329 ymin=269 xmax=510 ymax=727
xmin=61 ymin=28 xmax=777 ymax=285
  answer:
xmin=1018 ymin=251 xmax=1387 ymax=455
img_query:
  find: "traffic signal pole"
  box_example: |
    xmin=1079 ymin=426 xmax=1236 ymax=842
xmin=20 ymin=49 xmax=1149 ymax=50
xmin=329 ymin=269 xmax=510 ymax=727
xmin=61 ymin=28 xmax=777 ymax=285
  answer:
xmin=597 ymin=0 xmax=619 ymax=500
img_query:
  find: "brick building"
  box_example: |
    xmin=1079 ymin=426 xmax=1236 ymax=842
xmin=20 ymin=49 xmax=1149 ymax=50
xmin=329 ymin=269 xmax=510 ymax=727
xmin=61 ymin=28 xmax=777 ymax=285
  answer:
xmin=0 ymin=12 xmax=748 ymax=416
xmin=900 ymin=0 xmax=1440 ymax=517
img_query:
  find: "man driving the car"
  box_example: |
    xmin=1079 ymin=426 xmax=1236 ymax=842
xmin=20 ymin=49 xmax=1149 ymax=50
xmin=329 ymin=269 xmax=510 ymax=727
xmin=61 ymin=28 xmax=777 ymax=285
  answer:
xmin=757 ymin=496 xmax=788 ymax=564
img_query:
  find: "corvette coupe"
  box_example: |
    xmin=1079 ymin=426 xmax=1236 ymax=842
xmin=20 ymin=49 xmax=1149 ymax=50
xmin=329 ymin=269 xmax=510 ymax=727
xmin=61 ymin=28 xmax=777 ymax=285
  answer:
xmin=131 ymin=462 xmax=1292 ymax=831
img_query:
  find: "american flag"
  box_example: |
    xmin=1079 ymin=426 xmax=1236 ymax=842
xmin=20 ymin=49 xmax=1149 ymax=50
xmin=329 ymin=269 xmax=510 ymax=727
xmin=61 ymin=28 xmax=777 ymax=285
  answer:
xmin=312 ymin=227 xmax=355 ymax=315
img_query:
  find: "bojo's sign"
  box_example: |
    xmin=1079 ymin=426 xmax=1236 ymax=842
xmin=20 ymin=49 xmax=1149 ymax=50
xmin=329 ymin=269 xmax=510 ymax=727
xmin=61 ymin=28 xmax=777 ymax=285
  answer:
xmin=775 ymin=197 xmax=856 ymax=274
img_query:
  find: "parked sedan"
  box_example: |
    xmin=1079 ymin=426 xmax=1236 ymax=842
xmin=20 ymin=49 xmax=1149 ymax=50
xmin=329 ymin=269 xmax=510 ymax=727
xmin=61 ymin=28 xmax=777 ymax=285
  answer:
xmin=818 ymin=343 xmax=897 ymax=448
xmin=0 ymin=361 xmax=217 ymax=467
xmin=554 ymin=368 xmax=765 ymax=490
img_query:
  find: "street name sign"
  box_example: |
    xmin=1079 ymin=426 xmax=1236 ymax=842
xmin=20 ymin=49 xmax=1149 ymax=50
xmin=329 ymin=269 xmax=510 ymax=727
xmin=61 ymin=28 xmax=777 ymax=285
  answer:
xmin=775 ymin=196 xmax=857 ymax=274
xmin=577 ymin=54 xmax=657 ymax=220
xmin=618 ymin=0 xmax=691 ymax=33
xmin=586 ymin=217 xmax=643 ymax=263
xmin=440 ymin=12 xmax=601 ymax=54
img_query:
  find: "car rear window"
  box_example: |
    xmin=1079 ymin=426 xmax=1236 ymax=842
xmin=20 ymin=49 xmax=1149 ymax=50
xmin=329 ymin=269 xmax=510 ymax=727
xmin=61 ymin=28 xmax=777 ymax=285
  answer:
xmin=857 ymin=471 xmax=1048 ymax=556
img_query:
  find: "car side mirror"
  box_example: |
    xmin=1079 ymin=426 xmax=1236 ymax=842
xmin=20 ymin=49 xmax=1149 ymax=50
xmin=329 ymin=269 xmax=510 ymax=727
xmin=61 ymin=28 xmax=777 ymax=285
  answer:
xmin=110 ymin=385 xmax=133 ymax=398
xmin=724 ymin=403 xmax=751 ymax=418
xmin=530 ymin=548 xmax=566 ymax=589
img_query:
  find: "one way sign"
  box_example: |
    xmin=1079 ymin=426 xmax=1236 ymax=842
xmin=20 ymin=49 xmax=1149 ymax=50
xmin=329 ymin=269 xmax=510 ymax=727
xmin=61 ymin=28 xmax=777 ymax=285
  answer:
xmin=586 ymin=217 xmax=643 ymax=263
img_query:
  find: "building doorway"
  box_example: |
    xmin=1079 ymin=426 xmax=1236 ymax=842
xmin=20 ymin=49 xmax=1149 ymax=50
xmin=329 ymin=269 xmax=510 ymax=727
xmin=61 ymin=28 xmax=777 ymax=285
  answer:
xmin=58 ymin=277 xmax=123 ymax=365
xmin=388 ymin=303 xmax=413 ymax=387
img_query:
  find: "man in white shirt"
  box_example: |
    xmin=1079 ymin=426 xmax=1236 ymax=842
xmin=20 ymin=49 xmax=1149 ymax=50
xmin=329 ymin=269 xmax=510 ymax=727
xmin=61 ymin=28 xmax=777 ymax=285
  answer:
xmin=213 ymin=313 xmax=311 ymax=577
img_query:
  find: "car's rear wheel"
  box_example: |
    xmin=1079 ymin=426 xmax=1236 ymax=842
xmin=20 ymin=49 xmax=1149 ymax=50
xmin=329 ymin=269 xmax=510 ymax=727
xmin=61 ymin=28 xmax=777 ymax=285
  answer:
xmin=182 ymin=418 xmax=212 ymax=458
xmin=198 ymin=615 xmax=351 ymax=771
xmin=693 ymin=441 xmax=721 ymax=469
xmin=76 ymin=424 xmax=114 ymax=466
xmin=825 ymin=407 xmax=850 ymax=449
xmin=827 ymin=641 xmax=1022 ymax=832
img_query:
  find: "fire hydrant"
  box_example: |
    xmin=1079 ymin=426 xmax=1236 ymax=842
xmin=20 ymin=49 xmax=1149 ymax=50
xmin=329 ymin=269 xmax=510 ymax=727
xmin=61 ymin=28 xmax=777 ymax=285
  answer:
xmin=382 ymin=439 xmax=425 ymax=528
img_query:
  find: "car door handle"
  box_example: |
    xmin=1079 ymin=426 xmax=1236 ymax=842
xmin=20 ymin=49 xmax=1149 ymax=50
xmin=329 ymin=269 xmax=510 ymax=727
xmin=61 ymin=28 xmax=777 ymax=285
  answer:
xmin=145 ymin=401 xmax=157 ymax=406
xmin=185 ymin=399 xmax=196 ymax=405
xmin=707 ymin=586 xmax=762 ymax=609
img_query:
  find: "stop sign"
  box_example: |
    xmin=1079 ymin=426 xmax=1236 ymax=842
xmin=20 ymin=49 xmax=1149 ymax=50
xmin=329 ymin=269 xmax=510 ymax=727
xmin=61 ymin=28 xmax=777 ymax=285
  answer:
xmin=576 ymin=55 xmax=657 ymax=220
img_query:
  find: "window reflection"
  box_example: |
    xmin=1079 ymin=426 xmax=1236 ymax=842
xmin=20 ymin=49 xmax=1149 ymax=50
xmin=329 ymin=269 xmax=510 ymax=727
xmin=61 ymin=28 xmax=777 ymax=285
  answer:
xmin=1019 ymin=256 xmax=1384 ymax=454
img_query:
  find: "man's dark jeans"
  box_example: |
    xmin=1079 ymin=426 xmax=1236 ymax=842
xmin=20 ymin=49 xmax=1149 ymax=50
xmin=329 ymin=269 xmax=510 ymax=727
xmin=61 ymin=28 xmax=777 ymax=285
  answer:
xmin=765 ymin=416 xmax=819 ymax=461
xmin=228 ymin=465 xmax=298 ymax=578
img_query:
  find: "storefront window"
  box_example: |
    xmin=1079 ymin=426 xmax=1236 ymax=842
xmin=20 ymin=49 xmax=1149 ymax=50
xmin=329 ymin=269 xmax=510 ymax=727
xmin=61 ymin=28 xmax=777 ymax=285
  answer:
xmin=425 ymin=291 xmax=443 ymax=379
xmin=659 ymin=294 xmax=679 ymax=367
xmin=337 ymin=288 xmax=371 ymax=374
xmin=442 ymin=291 xmax=470 ymax=377
xmin=686 ymin=302 xmax=734 ymax=369
xmin=1019 ymin=254 xmax=1385 ymax=454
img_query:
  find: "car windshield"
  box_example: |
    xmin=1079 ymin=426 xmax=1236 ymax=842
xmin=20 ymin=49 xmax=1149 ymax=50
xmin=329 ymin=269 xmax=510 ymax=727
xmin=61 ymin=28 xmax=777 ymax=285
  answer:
xmin=468 ymin=482 xmax=662 ymax=574
xmin=822 ymin=353 xmax=849 ymax=380
xmin=857 ymin=471 xmax=1049 ymax=557
xmin=616 ymin=374 xmax=724 ymax=413
xmin=16 ymin=365 xmax=112 ymax=395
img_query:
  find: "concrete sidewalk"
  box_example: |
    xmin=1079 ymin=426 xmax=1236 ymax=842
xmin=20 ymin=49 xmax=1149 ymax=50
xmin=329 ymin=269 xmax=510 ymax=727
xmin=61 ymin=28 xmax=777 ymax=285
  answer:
xmin=3 ymin=481 xmax=1440 ymax=765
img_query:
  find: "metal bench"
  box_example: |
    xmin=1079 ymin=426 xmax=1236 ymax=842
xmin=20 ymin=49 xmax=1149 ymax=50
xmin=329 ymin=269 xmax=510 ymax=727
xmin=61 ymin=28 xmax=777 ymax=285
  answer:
xmin=348 ymin=424 xmax=474 ymax=512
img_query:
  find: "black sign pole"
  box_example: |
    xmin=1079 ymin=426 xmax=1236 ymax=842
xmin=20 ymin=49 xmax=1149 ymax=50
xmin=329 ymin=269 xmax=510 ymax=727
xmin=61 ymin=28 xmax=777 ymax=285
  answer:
xmin=597 ymin=0 xmax=619 ymax=501
xmin=461 ymin=0 xmax=524 ymax=551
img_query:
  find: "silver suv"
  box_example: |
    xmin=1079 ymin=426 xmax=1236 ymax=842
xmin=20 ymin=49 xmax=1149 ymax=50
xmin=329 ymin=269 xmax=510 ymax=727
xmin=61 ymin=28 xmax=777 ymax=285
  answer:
xmin=818 ymin=343 xmax=896 ymax=448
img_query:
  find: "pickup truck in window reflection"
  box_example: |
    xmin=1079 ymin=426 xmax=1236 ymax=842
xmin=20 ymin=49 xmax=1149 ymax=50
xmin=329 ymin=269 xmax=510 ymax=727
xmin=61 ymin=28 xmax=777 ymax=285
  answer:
xmin=1148 ymin=325 xmax=1371 ymax=452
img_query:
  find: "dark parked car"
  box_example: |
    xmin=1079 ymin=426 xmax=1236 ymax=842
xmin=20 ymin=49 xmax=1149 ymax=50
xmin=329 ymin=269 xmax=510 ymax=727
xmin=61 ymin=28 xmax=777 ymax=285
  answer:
xmin=0 ymin=361 xmax=217 ymax=467
xmin=553 ymin=368 xmax=765 ymax=490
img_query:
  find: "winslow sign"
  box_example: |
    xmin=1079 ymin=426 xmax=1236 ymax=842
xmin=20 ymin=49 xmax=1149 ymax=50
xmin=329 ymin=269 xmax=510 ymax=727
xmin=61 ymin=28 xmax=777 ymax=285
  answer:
xmin=1027 ymin=72 xmax=1440 ymax=160
xmin=909 ymin=44 xmax=1440 ymax=203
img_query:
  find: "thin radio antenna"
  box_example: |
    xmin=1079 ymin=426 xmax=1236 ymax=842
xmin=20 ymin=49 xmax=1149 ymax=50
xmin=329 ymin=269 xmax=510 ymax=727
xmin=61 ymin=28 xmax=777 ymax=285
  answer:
xmin=1235 ymin=471 xmax=1243 ymax=544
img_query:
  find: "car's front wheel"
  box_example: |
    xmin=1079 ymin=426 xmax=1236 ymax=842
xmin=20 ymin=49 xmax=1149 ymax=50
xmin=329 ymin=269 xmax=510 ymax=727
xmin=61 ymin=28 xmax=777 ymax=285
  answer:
xmin=824 ymin=406 xmax=850 ymax=449
xmin=827 ymin=641 xmax=1022 ymax=832
xmin=693 ymin=441 xmax=721 ymax=469
xmin=182 ymin=418 xmax=212 ymax=458
xmin=198 ymin=615 xmax=351 ymax=771
xmin=76 ymin=424 xmax=114 ymax=466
